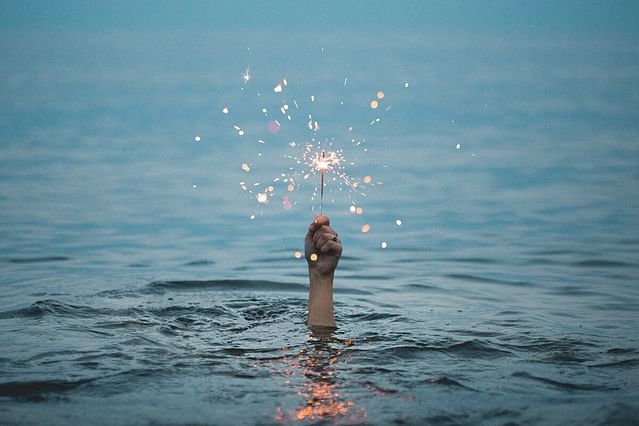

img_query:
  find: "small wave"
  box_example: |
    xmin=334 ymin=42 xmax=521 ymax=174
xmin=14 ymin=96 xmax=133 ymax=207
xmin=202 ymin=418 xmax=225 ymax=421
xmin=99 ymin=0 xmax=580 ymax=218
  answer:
xmin=588 ymin=358 xmax=639 ymax=368
xmin=8 ymin=256 xmax=69 ymax=264
xmin=422 ymin=376 xmax=476 ymax=391
xmin=402 ymin=283 xmax=441 ymax=291
xmin=361 ymin=380 xmax=400 ymax=395
xmin=444 ymin=340 xmax=512 ymax=358
xmin=512 ymin=371 xmax=619 ymax=391
xmin=368 ymin=339 xmax=511 ymax=359
xmin=146 ymin=279 xmax=308 ymax=293
xmin=572 ymin=259 xmax=635 ymax=268
xmin=0 ymin=300 xmax=98 ymax=319
xmin=348 ymin=312 xmax=401 ymax=321
xmin=184 ymin=260 xmax=216 ymax=266
xmin=446 ymin=274 xmax=533 ymax=286
xmin=442 ymin=257 xmax=500 ymax=264
xmin=0 ymin=378 xmax=94 ymax=400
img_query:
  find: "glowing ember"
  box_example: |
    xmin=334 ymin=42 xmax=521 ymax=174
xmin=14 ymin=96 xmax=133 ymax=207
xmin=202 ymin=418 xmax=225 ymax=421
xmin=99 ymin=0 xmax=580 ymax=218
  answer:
xmin=283 ymin=196 xmax=292 ymax=209
xmin=241 ymin=163 xmax=251 ymax=172
xmin=256 ymin=192 xmax=268 ymax=203
xmin=370 ymin=100 xmax=378 ymax=109
xmin=310 ymin=253 xmax=318 ymax=262
xmin=294 ymin=251 xmax=302 ymax=259
xmin=376 ymin=91 xmax=385 ymax=99
xmin=361 ymin=224 xmax=370 ymax=233
xmin=267 ymin=120 xmax=281 ymax=133
xmin=241 ymin=65 xmax=252 ymax=83
xmin=363 ymin=175 xmax=372 ymax=184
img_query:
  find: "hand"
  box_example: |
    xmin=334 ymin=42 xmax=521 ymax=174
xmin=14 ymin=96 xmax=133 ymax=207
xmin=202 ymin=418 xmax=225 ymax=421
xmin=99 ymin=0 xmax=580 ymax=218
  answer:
xmin=305 ymin=215 xmax=342 ymax=277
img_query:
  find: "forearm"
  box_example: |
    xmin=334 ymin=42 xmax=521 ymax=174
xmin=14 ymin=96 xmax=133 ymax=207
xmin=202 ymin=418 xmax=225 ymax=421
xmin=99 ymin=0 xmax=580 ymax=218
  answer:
xmin=307 ymin=268 xmax=335 ymax=328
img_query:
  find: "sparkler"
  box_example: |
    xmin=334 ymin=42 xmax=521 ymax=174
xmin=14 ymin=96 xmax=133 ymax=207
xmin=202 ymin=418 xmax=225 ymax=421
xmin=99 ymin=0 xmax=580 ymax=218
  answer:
xmin=319 ymin=151 xmax=326 ymax=215
xmin=306 ymin=148 xmax=344 ymax=215
xmin=223 ymin=66 xmax=398 ymax=224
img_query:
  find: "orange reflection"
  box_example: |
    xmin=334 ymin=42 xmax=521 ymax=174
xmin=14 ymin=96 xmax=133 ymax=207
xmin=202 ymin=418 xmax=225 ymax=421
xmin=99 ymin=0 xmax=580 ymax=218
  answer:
xmin=275 ymin=328 xmax=366 ymax=424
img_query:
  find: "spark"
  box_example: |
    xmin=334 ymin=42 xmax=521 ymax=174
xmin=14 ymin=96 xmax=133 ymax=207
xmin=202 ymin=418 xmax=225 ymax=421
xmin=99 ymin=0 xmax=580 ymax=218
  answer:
xmin=194 ymin=135 xmax=201 ymax=142
xmin=241 ymin=65 xmax=252 ymax=84
xmin=256 ymin=192 xmax=269 ymax=204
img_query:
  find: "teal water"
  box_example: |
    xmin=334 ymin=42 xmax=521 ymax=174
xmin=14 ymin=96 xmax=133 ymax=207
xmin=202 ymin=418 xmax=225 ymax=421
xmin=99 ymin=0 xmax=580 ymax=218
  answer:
xmin=1 ymin=17 xmax=639 ymax=426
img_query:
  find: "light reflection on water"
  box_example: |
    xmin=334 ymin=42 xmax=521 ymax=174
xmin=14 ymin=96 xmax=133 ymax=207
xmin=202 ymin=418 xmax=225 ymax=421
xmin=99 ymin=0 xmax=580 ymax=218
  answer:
xmin=275 ymin=329 xmax=363 ymax=424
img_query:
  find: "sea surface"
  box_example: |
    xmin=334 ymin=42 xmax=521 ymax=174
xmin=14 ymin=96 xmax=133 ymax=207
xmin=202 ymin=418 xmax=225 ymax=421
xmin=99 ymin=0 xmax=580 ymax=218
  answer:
xmin=1 ymin=28 xmax=639 ymax=425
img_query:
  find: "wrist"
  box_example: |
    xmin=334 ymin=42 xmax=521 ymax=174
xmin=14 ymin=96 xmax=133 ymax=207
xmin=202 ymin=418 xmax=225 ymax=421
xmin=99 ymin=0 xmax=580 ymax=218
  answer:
xmin=309 ymin=267 xmax=335 ymax=285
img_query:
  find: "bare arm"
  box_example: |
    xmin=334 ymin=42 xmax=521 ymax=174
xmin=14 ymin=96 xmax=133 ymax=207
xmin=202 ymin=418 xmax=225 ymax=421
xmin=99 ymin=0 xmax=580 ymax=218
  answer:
xmin=305 ymin=215 xmax=342 ymax=328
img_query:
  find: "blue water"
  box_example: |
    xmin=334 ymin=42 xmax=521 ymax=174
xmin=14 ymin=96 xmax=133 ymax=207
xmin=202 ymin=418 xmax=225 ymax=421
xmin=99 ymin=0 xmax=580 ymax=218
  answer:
xmin=2 ymin=21 xmax=639 ymax=426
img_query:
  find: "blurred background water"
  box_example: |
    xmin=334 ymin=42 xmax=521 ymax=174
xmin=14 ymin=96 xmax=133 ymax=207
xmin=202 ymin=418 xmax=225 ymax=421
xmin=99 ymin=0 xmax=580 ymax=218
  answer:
xmin=1 ymin=1 xmax=639 ymax=425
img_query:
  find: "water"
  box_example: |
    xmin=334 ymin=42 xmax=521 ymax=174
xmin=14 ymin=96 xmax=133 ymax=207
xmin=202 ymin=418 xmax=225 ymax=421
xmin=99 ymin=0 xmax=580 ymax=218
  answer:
xmin=1 ymin=25 xmax=639 ymax=425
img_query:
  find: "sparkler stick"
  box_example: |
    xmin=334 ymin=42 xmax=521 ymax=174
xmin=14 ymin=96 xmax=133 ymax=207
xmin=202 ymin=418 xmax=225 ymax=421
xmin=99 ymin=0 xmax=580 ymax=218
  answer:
xmin=320 ymin=151 xmax=325 ymax=215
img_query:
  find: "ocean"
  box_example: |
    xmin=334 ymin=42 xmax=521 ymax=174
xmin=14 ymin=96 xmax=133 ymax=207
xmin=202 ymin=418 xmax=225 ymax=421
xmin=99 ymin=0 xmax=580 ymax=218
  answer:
xmin=1 ymin=21 xmax=639 ymax=425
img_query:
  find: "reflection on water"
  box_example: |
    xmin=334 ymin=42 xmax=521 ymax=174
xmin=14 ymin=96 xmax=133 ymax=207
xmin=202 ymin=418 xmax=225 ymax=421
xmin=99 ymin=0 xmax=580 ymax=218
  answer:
xmin=276 ymin=327 xmax=366 ymax=424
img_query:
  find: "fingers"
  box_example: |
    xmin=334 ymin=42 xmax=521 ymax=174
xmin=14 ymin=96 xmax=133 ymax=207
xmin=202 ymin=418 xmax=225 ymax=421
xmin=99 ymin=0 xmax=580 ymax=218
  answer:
xmin=313 ymin=226 xmax=338 ymax=244
xmin=320 ymin=239 xmax=342 ymax=255
xmin=306 ymin=215 xmax=341 ymax=259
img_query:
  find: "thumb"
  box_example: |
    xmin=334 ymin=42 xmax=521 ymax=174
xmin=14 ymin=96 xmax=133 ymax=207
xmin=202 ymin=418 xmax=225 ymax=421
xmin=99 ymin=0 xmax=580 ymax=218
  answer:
xmin=314 ymin=215 xmax=330 ymax=227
